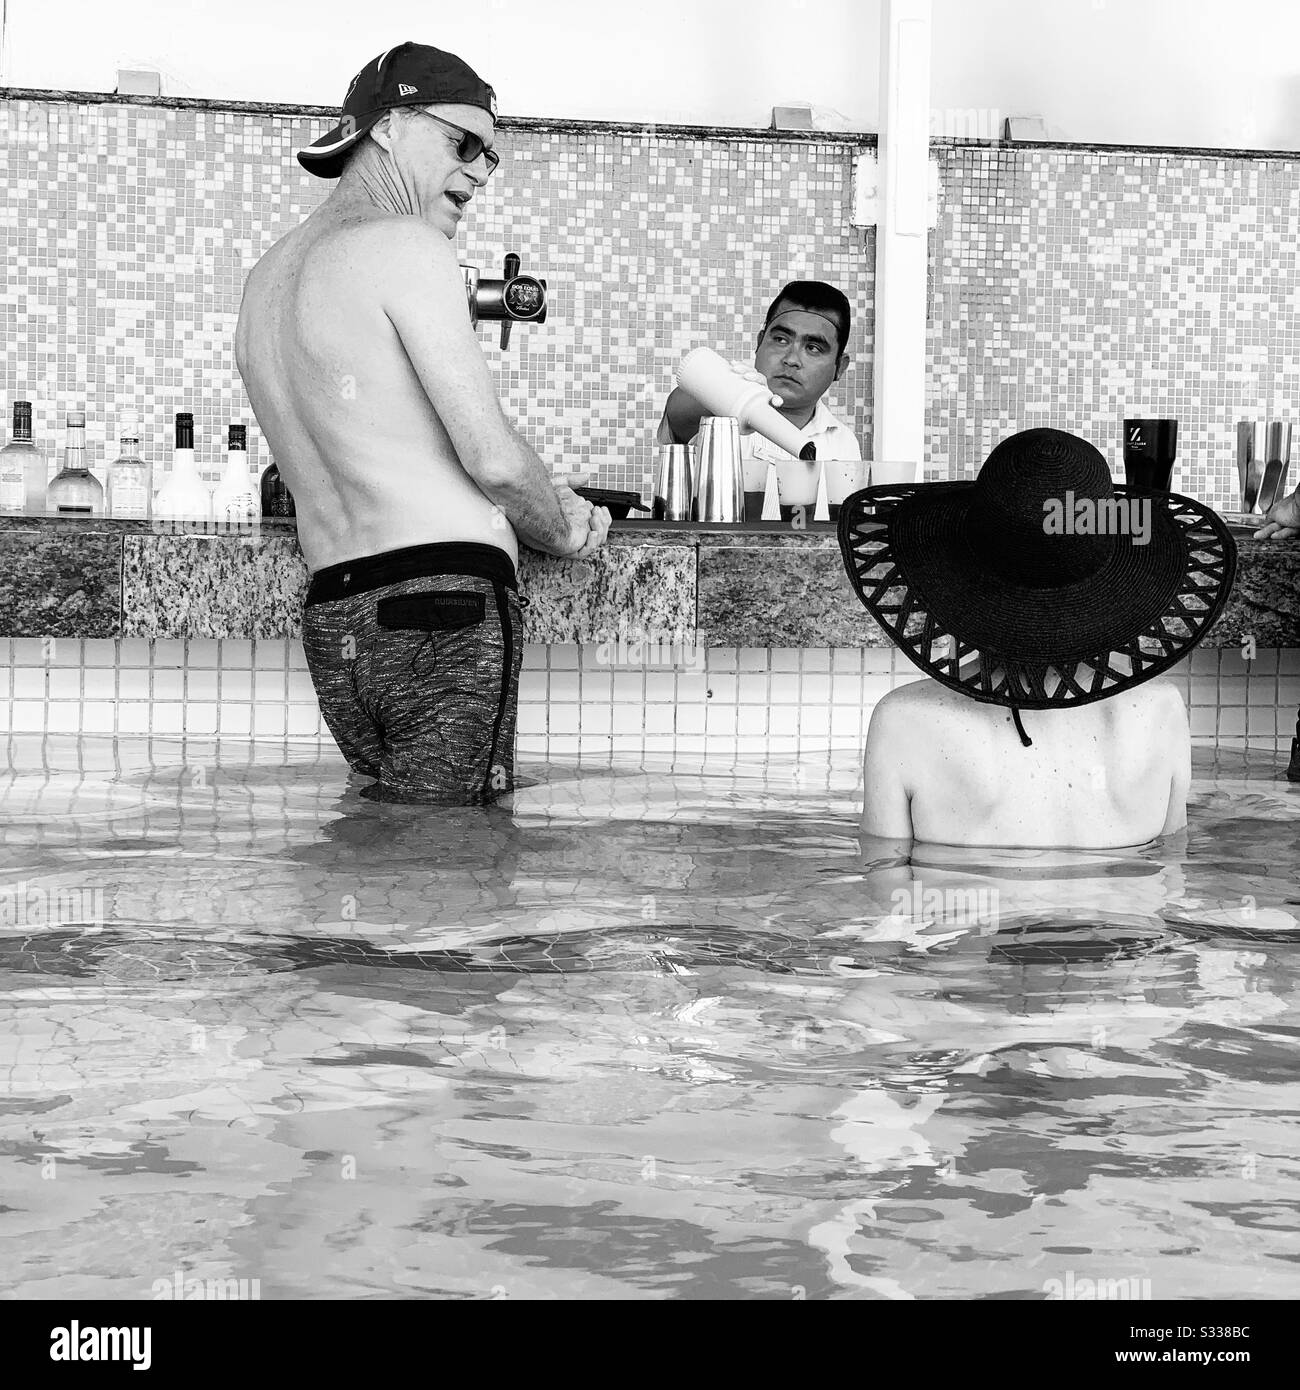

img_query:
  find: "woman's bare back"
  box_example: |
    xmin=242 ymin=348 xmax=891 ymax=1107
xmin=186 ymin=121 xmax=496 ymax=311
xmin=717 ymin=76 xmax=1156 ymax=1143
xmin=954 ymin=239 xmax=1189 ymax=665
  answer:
xmin=862 ymin=677 xmax=1190 ymax=849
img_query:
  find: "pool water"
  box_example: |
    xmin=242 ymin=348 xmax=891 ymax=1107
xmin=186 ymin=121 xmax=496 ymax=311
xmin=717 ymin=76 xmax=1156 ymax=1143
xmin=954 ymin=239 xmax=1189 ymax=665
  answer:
xmin=2 ymin=735 xmax=1299 ymax=1300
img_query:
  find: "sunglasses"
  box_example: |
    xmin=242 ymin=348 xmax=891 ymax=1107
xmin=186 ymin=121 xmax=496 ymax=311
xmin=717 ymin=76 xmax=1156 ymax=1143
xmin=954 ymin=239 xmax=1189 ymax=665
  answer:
xmin=412 ymin=110 xmax=500 ymax=176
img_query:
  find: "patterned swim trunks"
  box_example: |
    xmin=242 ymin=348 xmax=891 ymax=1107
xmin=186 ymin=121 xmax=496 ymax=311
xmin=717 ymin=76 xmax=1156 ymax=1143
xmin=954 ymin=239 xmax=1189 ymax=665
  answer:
xmin=301 ymin=541 xmax=524 ymax=805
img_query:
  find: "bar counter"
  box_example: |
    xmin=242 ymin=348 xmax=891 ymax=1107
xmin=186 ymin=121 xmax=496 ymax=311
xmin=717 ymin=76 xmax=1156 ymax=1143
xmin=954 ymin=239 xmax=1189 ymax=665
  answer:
xmin=0 ymin=514 xmax=1294 ymax=648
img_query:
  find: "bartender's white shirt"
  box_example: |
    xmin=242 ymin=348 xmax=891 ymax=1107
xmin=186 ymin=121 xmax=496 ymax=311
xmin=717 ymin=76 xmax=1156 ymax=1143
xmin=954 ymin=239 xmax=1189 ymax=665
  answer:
xmin=655 ymin=396 xmax=862 ymax=462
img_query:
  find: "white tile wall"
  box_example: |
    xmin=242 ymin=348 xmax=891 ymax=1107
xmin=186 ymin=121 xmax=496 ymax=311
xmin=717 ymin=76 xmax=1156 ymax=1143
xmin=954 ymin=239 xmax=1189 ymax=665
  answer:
xmin=0 ymin=637 xmax=1297 ymax=760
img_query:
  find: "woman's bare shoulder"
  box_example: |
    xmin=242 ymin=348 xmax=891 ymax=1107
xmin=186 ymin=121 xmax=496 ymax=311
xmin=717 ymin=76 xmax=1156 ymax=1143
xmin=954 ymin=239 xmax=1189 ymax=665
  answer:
xmin=874 ymin=677 xmax=956 ymax=710
xmin=1131 ymin=678 xmax=1188 ymax=716
xmin=869 ymin=680 xmax=998 ymax=753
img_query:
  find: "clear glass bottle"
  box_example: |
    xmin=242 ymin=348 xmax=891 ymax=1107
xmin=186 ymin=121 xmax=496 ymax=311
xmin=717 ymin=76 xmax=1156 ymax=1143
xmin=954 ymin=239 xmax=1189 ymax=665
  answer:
xmin=212 ymin=424 xmax=258 ymax=524
xmin=46 ymin=409 xmax=105 ymax=516
xmin=105 ymin=413 xmax=151 ymax=519
xmin=153 ymin=411 xmax=212 ymax=522
xmin=0 ymin=401 xmax=38 ymax=513
xmin=260 ymin=459 xmax=296 ymax=518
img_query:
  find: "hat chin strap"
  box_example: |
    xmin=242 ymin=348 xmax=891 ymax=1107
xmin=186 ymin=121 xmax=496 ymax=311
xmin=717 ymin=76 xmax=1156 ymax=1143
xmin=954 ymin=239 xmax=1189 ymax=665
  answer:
xmin=1009 ymin=701 xmax=1033 ymax=748
xmin=966 ymin=652 xmax=1034 ymax=747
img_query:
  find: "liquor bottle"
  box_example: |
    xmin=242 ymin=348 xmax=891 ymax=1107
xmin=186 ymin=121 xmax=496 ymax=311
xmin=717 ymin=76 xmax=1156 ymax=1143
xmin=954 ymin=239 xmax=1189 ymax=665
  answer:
xmin=211 ymin=424 xmax=258 ymax=523
xmin=260 ymin=459 xmax=296 ymax=518
xmin=153 ymin=411 xmax=212 ymax=522
xmin=0 ymin=401 xmax=39 ymax=513
xmin=46 ymin=409 xmax=105 ymax=515
xmin=105 ymin=413 xmax=151 ymax=519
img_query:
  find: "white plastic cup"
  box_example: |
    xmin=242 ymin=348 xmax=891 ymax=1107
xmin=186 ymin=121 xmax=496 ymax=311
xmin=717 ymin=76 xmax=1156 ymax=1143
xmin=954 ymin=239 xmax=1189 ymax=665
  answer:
xmin=741 ymin=455 xmax=767 ymax=493
xmin=870 ymin=459 xmax=919 ymax=485
xmin=775 ymin=456 xmax=819 ymax=507
xmin=823 ymin=458 xmax=867 ymax=505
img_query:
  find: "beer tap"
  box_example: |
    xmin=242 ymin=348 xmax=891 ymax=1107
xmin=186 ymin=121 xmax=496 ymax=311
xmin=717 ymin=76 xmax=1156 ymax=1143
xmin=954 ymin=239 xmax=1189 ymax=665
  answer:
xmin=460 ymin=252 xmax=548 ymax=350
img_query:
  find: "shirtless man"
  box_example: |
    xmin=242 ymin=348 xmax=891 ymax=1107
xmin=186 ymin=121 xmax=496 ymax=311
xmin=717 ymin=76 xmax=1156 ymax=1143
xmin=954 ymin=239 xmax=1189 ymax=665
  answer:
xmin=837 ymin=427 xmax=1237 ymax=850
xmin=235 ymin=42 xmax=609 ymax=804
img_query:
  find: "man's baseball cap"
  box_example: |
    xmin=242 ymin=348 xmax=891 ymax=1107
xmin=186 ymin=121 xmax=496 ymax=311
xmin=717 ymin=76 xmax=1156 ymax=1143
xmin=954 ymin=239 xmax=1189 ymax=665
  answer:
xmin=297 ymin=41 xmax=497 ymax=179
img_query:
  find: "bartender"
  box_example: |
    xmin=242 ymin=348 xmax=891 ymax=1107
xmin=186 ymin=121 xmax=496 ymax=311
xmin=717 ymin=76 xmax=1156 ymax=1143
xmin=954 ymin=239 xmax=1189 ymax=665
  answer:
xmin=658 ymin=280 xmax=862 ymax=509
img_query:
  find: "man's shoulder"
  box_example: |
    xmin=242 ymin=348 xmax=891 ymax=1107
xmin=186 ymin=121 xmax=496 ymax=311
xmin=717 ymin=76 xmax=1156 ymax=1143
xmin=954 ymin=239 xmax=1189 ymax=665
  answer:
xmin=300 ymin=216 xmax=465 ymax=325
xmin=295 ymin=213 xmax=456 ymax=280
xmin=242 ymin=225 xmax=293 ymax=290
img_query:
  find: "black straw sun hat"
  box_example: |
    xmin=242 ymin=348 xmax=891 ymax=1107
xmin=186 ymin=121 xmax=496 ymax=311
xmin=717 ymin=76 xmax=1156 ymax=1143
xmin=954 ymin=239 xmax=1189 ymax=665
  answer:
xmin=837 ymin=428 xmax=1237 ymax=744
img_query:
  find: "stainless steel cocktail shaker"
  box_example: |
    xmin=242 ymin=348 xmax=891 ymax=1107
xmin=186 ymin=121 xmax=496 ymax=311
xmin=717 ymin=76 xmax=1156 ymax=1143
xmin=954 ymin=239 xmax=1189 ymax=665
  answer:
xmin=652 ymin=444 xmax=694 ymax=521
xmin=691 ymin=417 xmax=745 ymax=523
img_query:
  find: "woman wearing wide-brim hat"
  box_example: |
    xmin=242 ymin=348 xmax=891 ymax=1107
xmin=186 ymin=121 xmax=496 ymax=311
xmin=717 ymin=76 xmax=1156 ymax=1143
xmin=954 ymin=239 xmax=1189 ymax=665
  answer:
xmin=837 ymin=428 xmax=1237 ymax=850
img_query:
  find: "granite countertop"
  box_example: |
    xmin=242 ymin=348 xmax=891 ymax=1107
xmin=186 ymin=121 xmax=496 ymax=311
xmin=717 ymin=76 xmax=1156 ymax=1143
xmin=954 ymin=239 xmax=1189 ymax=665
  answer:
xmin=0 ymin=513 xmax=837 ymax=539
xmin=0 ymin=512 xmax=1294 ymax=647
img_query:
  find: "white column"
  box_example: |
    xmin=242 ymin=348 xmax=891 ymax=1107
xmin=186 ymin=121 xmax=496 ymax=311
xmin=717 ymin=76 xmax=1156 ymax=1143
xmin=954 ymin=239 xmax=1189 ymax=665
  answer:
xmin=873 ymin=0 xmax=932 ymax=473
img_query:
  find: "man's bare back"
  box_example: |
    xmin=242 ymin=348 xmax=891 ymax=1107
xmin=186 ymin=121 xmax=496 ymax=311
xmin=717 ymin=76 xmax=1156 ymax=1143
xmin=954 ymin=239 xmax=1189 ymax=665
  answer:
xmin=236 ymin=209 xmax=519 ymax=573
xmin=235 ymin=97 xmax=603 ymax=574
xmin=862 ymin=677 xmax=1190 ymax=849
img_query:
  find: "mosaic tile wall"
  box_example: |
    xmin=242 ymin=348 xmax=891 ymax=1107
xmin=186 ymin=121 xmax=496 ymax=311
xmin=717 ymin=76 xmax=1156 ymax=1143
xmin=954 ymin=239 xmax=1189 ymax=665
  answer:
xmin=0 ymin=97 xmax=874 ymax=501
xmin=3 ymin=98 xmax=1298 ymax=514
xmin=5 ymin=95 xmax=1300 ymax=765
xmin=1 ymin=637 xmax=1296 ymax=760
xmin=929 ymin=144 xmax=1300 ymax=510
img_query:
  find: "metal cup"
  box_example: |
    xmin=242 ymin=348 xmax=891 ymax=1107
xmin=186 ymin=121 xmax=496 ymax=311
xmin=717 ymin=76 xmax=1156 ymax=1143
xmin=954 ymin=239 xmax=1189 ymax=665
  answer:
xmin=652 ymin=444 xmax=694 ymax=521
xmin=1236 ymin=420 xmax=1291 ymax=512
xmin=1261 ymin=421 xmax=1292 ymax=512
xmin=1237 ymin=420 xmax=1264 ymax=512
xmin=692 ymin=416 xmax=745 ymax=523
